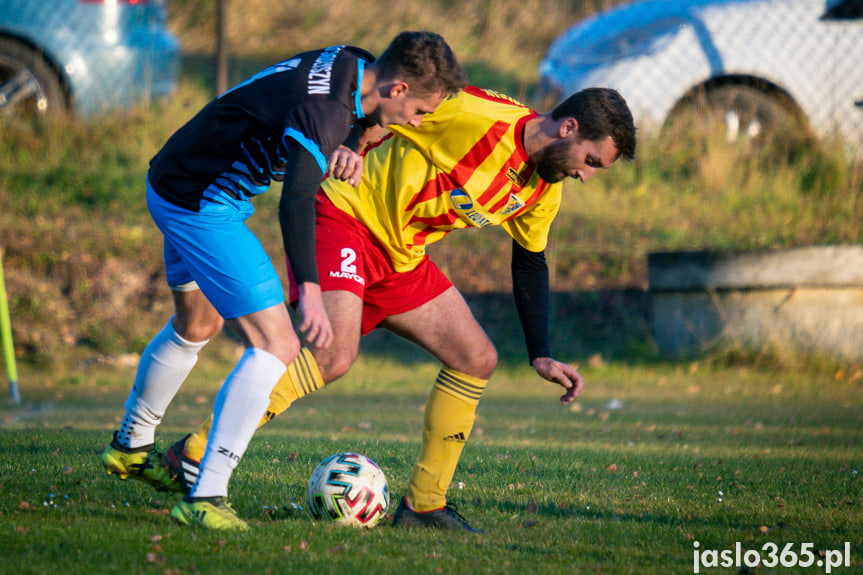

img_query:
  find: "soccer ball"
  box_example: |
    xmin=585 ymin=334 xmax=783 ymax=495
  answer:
xmin=306 ymin=452 xmax=390 ymax=528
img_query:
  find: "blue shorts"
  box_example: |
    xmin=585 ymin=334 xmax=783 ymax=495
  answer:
xmin=146 ymin=177 xmax=284 ymax=319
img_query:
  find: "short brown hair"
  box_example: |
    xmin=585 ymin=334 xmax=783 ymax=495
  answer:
xmin=552 ymin=87 xmax=637 ymax=161
xmin=373 ymin=31 xmax=468 ymax=98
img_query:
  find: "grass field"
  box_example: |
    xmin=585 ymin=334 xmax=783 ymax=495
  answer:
xmin=1 ymin=337 xmax=861 ymax=574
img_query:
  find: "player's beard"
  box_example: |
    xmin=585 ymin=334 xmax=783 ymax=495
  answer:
xmin=535 ymin=139 xmax=575 ymax=183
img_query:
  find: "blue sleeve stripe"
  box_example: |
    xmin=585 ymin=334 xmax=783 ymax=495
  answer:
xmin=220 ymin=58 xmax=301 ymax=97
xmin=354 ymin=59 xmax=365 ymax=119
xmin=240 ymin=141 xmax=264 ymax=174
xmin=283 ymin=128 xmax=327 ymax=173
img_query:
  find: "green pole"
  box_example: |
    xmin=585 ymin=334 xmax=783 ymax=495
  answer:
xmin=0 ymin=247 xmax=21 ymax=404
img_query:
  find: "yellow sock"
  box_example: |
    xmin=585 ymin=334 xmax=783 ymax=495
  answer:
xmin=184 ymin=420 xmax=210 ymax=462
xmin=183 ymin=347 xmax=324 ymax=461
xmin=407 ymin=367 xmax=488 ymax=512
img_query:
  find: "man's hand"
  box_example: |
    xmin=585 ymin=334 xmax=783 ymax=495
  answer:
xmin=531 ymin=357 xmax=585 ymax=405
xmin=296 ymin=282 xmax=333 ymax=349
xmin=326 ymin=146 xmax=363 ymax=187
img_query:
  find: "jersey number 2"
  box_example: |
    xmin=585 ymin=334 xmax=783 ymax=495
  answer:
xmin=340 ymin=248 xmax=357 ymax=274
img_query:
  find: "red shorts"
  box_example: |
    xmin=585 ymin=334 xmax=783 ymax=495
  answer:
xmin=288 ymin=193 xmax=452 ymax=335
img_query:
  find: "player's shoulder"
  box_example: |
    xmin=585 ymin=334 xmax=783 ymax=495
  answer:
xmin=431 ymin=86 xmax=529 ymax=113
xmin=291 ymin=44 xmax=374 ymax=62
xmin=445 ymin=86 xmax=535 ymax=129
xmin=340 ymin=45 xmax=376 ymax=63
xmin=463 ymin=86 xmax=529 ymax=109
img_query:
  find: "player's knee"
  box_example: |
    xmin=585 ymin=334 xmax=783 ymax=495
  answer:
xmin=270 ymin=336 xmax=301 ymax=368
xmin=175 ymin=315 xmax=224 ymax=343
xmin=476 ymin=342 xmax=498 ymax=379
xmin=458 ymin=341 xmax=497 ymax=380
xmin=315 ymin=349 xmax=356 ymax=383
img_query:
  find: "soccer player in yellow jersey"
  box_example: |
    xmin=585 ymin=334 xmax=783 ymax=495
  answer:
xmin=163 ymin=85 xmax=637 ymax=531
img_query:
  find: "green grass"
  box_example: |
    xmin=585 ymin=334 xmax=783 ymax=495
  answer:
xmin=1 ymin=353 xmax=861 ymax=574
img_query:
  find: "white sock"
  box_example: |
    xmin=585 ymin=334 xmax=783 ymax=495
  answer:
xmin=190 ymin=348 xmax=286 ymax=499
xmin=117 ymin=319 xmax=208 ymax=449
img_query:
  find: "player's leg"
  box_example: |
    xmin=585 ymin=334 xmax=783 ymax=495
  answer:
xmin=128 ymin=180 xmax=296 ymax=528
xmin=382 ymin=286 xmax=495 ymax=531
xmin=171 ymin=307 xmax=296 ymax=530
xmin=176 ymin=346 xmax=324 ymax=465
xmin=116 ymin=289 xmax=221 ymax=449
xmin=382 ymin=285 xmax=497 ymax=379
xmin=168 ymin=216 xmax=302 ymax=528
xmin=102 ymin=223 xmax=223 ymax=491
xmin=309 ymin=290 xmax=364 ymax=380
xmin=168 ymin=193 xmax=369 ymax=500
xmin=166 ymin=289 xmax=365 ymax=493
xmin=183 ymin=302 xmax=296 ymax=502
xmin=181 ymin=191 xmax=368 ymax=451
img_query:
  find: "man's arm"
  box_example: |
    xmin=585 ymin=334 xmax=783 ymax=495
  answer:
xmin=511 ymin=239 xmax=551 ymax=361
xmin=279 ymin=144 xmax=333 ymax=349
xmin=511 ymin=240 xmax=584 ymax=405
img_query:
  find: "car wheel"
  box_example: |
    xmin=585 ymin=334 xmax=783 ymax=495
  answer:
xmin=0 ymin=38 xmax=67 ymax=119
xmin=665 ymin=84 xmax=807 ymax=152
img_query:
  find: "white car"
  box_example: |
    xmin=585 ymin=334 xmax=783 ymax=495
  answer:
xmin=539 ymin=0 xmax=863 ymax=152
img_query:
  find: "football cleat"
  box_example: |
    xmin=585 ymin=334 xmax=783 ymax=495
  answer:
xmin=391 ymin=496 xmax=483 ymax=532
xmin=171 ymin=496 xmax=249 ymax=531
xmin=163 ymin=435 xmax=200 ymax=495
xmin=101 ymin=432 xmax=182 ymax=493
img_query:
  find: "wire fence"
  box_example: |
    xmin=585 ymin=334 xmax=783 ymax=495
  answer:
xmin=540 ymin=0 xmax=863 ymax=153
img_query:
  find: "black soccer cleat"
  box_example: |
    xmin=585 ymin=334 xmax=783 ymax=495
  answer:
xmin=391 ymin=496 xmax=483 ymax=532
xmin=163 ymin=434 xmax=200 ymax=495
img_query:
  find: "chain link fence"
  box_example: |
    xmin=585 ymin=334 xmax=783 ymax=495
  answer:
xmin=0 ymin=0 xmax=179 ymax=118
xmin=539 ymin=0 xmax=863 ymax=153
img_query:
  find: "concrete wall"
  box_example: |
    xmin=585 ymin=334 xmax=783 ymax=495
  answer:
xmin=648 ymin=246 xmax=863 ymax=362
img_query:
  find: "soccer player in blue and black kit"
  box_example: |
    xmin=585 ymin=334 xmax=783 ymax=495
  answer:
xmin=100 ymin=31 xmax=467 ymax=530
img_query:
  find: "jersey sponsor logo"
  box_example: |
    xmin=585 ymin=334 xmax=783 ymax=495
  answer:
xmin=450 ymin=189 xmax=492 ymax=227
xmin=464 ymin=210 xmax=492 ymax=227
xmin=501 ymin=193 xmax=525 ymax=216
xmin=449 ymin=188 xmax=473 ymax=210
xmin=328 ymin=270 xmax=366 ymax=285
xmin=328 ymin=247 xmax=365 ymax=285
xmin=308 ymin=45 xmax=343 ymax=95
xmin=506 ymin=167 xmax=527 ymax=187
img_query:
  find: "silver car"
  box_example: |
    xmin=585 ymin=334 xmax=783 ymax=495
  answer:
xmin=539 ymin=0 xmax=863 ymax=152
xmin=0 ymin=0 xmax=180 ymax=118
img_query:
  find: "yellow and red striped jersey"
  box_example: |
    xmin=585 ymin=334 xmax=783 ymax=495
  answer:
xmin=321 ymin=86 xmax=563 ymax=272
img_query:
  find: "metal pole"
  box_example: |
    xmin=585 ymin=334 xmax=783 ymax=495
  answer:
xmin=0 ymin=247 xmax=21 ymax=404
xmin=215 ymin=0 xmax=229 ymax=97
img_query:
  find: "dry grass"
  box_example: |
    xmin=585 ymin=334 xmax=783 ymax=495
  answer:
xmin=167 ymin=0 xmax=627 ymax=96
xmin=1 ymin=0 xmax=861 ymax=370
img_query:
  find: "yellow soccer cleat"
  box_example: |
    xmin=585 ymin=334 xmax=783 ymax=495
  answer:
xmin=171 ymin=496 xmax=250 ymax=531
xmin=101 ymin=432 xmax=182 ymax=493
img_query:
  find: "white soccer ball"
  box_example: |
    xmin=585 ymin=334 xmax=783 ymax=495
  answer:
xmin=306 ymin=452 xmax=390 ymax=528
